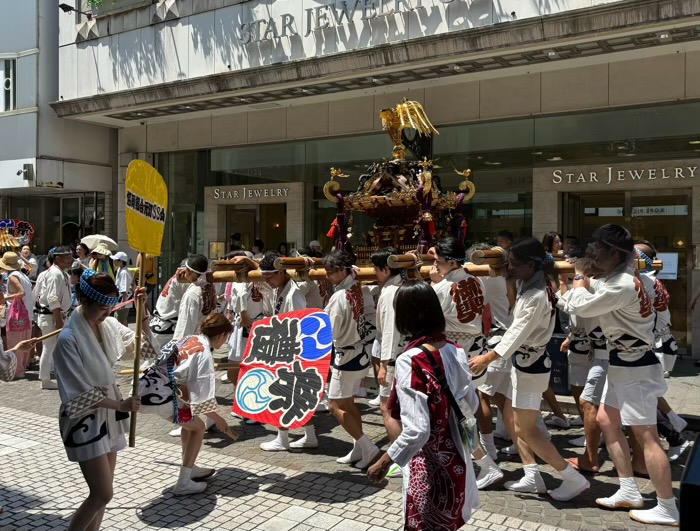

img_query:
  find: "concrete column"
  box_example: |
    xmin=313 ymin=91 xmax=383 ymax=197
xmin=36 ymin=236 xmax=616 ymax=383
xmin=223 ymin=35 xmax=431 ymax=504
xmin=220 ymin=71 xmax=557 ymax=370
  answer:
xmin=532 ymin=190 xmax=560 ymax=240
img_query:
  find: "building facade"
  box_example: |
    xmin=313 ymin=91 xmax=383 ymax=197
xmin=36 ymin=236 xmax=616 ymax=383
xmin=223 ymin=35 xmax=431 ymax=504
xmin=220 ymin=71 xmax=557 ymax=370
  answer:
xmin=0 ymin=0 xmax=117 ymax=253
xmin=52 ymin=0 xmax=700 ymax=353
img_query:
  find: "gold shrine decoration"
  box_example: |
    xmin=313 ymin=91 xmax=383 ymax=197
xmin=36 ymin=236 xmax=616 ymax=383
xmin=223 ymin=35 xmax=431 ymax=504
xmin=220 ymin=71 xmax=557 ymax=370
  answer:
xmin=381 ymin=99 xmax=439 ymax=160
xmin=455 ymin=169 xmax=476 ymax=202
xmin=323 ymin=167 xmax=349 ymax=203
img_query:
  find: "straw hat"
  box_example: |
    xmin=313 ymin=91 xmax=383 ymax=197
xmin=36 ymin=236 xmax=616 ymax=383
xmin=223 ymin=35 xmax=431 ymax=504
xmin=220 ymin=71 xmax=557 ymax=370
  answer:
xmin=0 ymin=252 xmax=22 ymax=271
xmin=91 ymin=244 xmax=112 ymax=257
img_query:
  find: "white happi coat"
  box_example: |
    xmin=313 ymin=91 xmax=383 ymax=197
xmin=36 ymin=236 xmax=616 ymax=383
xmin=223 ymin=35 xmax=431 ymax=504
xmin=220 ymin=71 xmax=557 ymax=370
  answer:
xmin=432 ymin=268 xmax=486 ymax=355
xmin=155 ymin=275 xmax=188 ymax=320
xmin=173 ymin=284 xmax=206 ymax=341
xmin=494 ymin=271 xmax=556 ymax=393
xmin=325 ymin=274 xmax=369 ymax=372
xmin=375 ymin=274 xmax=406 ymax=362
xmin=480 ymin=275 xmax=513 ymax=374
xmin=53 ymin=308 xmax=136 ymax=462
xmin=174 ymin=334 xmax=218 ymax=417
xmin=562 ymin=264 xmax=665 ymax=391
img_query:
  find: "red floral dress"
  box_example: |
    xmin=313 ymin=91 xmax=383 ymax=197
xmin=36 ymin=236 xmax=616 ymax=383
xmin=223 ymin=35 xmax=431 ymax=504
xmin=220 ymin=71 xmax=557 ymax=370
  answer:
xmin=404 ymin=349 xmax=467 ymax=531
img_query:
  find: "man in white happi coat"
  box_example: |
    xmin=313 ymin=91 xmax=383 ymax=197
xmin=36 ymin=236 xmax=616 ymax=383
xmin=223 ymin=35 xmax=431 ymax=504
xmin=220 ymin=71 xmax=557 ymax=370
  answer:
xmin=563 ymin=224 xmax=678 ymax=527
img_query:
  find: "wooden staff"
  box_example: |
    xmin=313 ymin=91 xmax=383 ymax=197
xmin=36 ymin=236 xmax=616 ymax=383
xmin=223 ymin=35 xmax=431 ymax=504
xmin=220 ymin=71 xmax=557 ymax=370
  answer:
xmin=273 ymin=256 xmax=323 ymax=270
xmin=469 ymin=247 xmax=509 ymax=268
xmin=35 ymin=328 xmax=63 ymax=342
xmin=129 ymin=253 xmax=146 ymax=448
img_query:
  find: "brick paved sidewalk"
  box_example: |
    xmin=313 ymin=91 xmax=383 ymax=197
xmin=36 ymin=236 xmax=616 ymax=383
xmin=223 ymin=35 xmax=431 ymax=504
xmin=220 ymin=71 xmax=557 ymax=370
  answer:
xmin=0 ymin=407 xmax=566 ymax=531
xmin=1 ymin=358 xmax=694 ymax=531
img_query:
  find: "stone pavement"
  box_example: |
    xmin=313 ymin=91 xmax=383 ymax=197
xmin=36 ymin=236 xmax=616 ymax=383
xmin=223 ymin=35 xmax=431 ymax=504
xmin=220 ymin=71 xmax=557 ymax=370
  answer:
xmin=0 ymin=357 xmax=696 ymax=531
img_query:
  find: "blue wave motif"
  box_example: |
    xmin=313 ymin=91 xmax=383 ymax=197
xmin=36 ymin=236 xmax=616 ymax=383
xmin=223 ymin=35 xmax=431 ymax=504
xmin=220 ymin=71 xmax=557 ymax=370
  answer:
xmin=235 ymin=368 xmax=275 ymax=414
xmin=299 ymin=313 xmax=333 ymax=361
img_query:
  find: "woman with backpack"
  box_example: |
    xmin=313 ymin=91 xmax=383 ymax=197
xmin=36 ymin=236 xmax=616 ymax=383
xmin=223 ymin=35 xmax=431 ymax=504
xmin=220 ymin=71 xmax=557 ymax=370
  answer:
xmin=0 ymin=252 xmax=34 ymax=378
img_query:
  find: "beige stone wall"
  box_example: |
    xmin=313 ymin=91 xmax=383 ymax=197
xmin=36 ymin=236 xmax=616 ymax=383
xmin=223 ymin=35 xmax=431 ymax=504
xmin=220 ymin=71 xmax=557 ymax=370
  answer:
xmin=118 ymin=51 xmax=700 ymax=153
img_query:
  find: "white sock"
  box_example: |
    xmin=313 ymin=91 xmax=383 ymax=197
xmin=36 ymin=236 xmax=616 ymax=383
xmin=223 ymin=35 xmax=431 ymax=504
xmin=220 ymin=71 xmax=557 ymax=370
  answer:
xmin=476 ymin=454 xmax=497 ymax=469
xmin=277 ymin=430 xmax=289 ymax=444
xmin=481 ymin=432 xmax=495 ymax=447
xmin=357 ymin=434 xmax=375 ymax=453
xmin=304 ymin=424 xmax=316 ymax=438
xmin=523 ymin=464 xmax=539 ymax=478
xmin=178 ymin=466 xmax=192 ymax=482
xmin=657 ymin=496 xmax=678 ymax=513
xmin=620 ymin=476 xmax=640 ymax=496
xmin=560 ymin=463 xmax=579 ymax=480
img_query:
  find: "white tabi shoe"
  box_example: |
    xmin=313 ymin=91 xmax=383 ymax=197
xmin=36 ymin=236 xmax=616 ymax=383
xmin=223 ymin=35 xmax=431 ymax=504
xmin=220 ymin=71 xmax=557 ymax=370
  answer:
xmin=667 ymin=440 xmax=690 ymax=462
xmin=500 ymin=443 xmax=518 ymax=456
xmin=596 ymin=490 xmax=644 ymax=510
xmin=289 ymin=434 xmax=319 ymax=449
xmin=172 ymin=479 xmax=207 ymax=496
xmin=169 ymin=427 xmax=182 ymax=437
xmin=41 ymin=380 xmax=58 ymax=390
xmin=368 ymin=396 xmax=381 ymax=407
xmin=191 ymin=465 xmax=216 ymax=481
xmin=504 ymin=467 xmax=546 ymax=494
xmin=545 ymin=415 xmax=571 ymax=429
xmin=260 ymin=437 xmax=290 ymax=452
xmin=220 ymin=374 xmax=230 ymax=383
xmin=354 ymin=444 xmax=381 ymax=469
xmin=549 ymin=467 xmax=590 ymax=501
xmin=337 ymin=444 xmax=362 ymax=465
xmin=629 ymin=502 xmax=680 ymax=527
xmin=475 ymin=456 xmax=504 ymax=490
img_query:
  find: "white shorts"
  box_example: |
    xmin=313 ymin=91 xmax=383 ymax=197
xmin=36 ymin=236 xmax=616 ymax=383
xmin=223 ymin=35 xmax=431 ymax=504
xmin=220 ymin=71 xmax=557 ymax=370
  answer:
xmin=379 ymin=364 xmax=395 ymax=398
xmin=601 ymin=364 xmax=667 ymax=426
xmin=568 ymin=352 xmax=593 ymax=388
xmin=478 ymin=369 xmax=511 ymax=397
xmin=580 ymin=359 xmax=608 ymax=406
xmin=328 ymin=368 xmax=367 ymax=400
xmin=508 ymin=386 xmax=543 ymax=411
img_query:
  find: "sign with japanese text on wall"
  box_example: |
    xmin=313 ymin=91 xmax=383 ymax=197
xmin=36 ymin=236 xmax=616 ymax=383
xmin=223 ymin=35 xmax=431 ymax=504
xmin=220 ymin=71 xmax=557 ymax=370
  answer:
xmin=233 ymin=309 xmax=333 ymax=429
xmin=125 ymin=160 xmax=168 ymax=256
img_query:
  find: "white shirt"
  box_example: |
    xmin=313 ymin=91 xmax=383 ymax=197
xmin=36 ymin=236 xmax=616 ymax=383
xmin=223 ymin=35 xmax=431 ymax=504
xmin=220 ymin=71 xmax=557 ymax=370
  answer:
xmin=494 ymin=271 xmax=556 ymax=361
xmin=173 ymin=285 xmax=205 ymax=341
xmin=155 ymin=275 xmax=188 ymax=320
xmin=272 ymin=280 xmax=306 ymax=315
xmin=115 ymin=266 xmax=133 ymax=299
xmin=432 ymin=268 xmax=484 ymax=337
xmin=325 ymin=274 xmax=367 ymax=368
xmin=173 ymin=335 xmax=217 ymax=413
xmin=39 ymin=265 xmax=72 ymax=313
xmin=297 ymin=280 xmax=325 ymax=309
xmin=562 ymin=265 xmax=655 ymax=364
xmin=375 ymin=274 xmax=406 ymax=362
xmin=480 ymin=276 xmax=513 ymax=332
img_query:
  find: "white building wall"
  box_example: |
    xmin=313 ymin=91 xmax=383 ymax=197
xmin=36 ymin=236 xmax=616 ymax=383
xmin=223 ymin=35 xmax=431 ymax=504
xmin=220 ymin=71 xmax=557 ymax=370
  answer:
xmin=57 ymin=0 xmax=624 ymax=101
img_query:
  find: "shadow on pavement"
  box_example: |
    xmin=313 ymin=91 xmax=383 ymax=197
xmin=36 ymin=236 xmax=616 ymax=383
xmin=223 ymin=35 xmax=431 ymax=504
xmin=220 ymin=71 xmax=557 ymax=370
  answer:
xmin=263 ymin=470 xmax=382 ymax=503
xmin=0 ymin=486 xmax=71 ymax=530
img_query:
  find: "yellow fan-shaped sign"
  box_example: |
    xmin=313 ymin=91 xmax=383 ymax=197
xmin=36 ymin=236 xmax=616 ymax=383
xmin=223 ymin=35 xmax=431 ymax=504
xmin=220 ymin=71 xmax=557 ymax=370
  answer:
xmin=125 ymin=160 xmax=168 ymax=256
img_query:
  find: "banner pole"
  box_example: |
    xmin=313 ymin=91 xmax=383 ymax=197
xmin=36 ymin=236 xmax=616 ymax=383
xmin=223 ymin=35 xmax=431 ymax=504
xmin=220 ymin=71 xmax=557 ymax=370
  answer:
xmin=128 ymin=252 xmax=147 ymax=448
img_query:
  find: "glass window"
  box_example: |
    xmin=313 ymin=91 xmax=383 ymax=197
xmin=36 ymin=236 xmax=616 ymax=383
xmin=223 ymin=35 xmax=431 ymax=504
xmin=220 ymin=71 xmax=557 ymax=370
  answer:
xmin=1 ymin=59 xmax=16 ymax=112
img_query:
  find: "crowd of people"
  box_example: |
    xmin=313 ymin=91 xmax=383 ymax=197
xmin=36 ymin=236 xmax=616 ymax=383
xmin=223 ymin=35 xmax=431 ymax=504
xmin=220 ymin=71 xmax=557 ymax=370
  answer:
xmin=0 ymin=226 xmax=687 ymax=530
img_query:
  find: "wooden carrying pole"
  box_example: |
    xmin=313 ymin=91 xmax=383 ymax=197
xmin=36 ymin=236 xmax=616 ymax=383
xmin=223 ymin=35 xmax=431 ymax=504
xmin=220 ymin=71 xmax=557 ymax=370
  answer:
xmin=205 ymin=254 xmax=663 ymax=284
xmin=129 ymin=253 xmax=146 ymax=448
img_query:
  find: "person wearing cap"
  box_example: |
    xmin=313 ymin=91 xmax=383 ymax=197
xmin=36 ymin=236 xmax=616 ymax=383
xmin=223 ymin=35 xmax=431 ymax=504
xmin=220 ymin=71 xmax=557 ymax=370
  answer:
xmin=173 ymin=255 xmax=218 ymax=341
xmin=0 ymin=251 xmax=34 ymax=378
xmin=113 ymin=252 xmax=132 ymax=326
xmin=36 ymin=245 xmax=74 ymax=390
xmin=89 ymin=245 xmax=115 ymax=280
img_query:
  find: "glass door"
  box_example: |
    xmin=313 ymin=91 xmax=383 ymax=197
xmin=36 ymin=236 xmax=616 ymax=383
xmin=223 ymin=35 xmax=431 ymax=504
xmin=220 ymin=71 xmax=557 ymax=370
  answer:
xmin=629 ymin=190 xmax=691 ymax=347
xmin=162 ymin=205 xmax=196 ymax=283
xmin=564 ymin=190 xmax=691 ymax=348
xmin=60 ymin=196 xmax=82 ymax=247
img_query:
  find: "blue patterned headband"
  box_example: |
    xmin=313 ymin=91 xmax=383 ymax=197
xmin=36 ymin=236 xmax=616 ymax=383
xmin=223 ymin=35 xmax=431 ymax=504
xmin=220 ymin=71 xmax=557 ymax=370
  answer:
xmin=441 ymin=254 xmax=466 ymax=264
xmin=636 ymin=249 xmax=654 ymax=268
xmin=80 ymin=269 xmax=121 ymax=305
